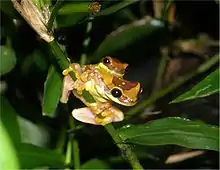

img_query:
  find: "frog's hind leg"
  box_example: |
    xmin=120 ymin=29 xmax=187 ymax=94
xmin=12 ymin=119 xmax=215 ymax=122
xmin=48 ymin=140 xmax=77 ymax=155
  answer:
xmin=72 ymin=106 xmax=124 ymax=125
xmin=72 ymin=107 xmax=100 ymax=125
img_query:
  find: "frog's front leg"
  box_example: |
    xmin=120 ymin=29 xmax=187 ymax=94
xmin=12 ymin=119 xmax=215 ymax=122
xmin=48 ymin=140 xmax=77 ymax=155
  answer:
xmin=72 ymin=103 xmax=124 ymax=125
xmin=60 ymin=75 xmax=75 ymax=103
xmin=62 ymin=63 xmax=82 ymax=79
xmin=61 ymin=62 xmax=86 ymax=103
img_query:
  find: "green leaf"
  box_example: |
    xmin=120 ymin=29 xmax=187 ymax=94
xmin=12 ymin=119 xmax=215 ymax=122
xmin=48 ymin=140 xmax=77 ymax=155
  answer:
xmin=97 ymin=0 xmax=138 ymax=16
xmin=0 ymin=0 xmax=20 ymax=18
xmin=0 ymin=96 xmax=21 ymax=143
xmin=18 ymin=143 xmax=65 ymax=169
xmin=81 ymin=159 xmax=110 ymax=169
xmin=171 ymin=68 xmax=219 ymax=103
xmin=42 ymin=65 xmax=62 ymax=117
xmin=18 ymin=116 xmax=49 ymax=147
xmin=0 ymin=46 xmax=16 ymax=76
xmin=58 ymin=2 xmax=90 ymax=15
xmin=93 ymin=17 xmax=164 ymax=59
xmin=21 ymin=50 xmax=48 ymax=74
xmin=118 ymin=117 xmax=219 ymax=151
xmin=0 ymin=123 xmax=20 ymax=170
xmin=56 ymin=13 xmax=87 ymax=28
xmin=33 ymin=50 xmax=48 ymax=71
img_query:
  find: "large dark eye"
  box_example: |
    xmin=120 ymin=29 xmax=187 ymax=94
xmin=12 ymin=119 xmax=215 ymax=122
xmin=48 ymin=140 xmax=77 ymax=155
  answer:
xmin=103 ymin=57 xmax=110 ymax=64
xmin=111 ymin=88 xmax=122 ymax=98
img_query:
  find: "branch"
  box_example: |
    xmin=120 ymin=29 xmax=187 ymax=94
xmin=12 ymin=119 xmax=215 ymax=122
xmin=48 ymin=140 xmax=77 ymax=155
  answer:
xmin=105 ymin=124 xmax=144 ymax=169
xmin=47 ymin=0 xmax=64 ymax=31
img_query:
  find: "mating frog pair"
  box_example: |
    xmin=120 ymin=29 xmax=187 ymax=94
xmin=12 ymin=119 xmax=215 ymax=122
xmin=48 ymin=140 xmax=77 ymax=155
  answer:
xmin=60 ymin=56 xmax=142 ymax=125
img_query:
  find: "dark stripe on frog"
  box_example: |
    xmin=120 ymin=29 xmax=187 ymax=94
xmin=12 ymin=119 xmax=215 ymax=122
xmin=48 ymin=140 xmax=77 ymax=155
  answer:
xmin=112 ymin=77 xmax=138 ymax=90
xmin=82 ymin=90 xmax=96 ymax=103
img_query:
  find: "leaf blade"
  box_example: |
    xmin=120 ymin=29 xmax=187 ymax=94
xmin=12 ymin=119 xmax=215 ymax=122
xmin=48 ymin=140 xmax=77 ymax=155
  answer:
xmin=97 ymin=0 xmax=138 ymax=16
xmin=171 ymin=68 xmax=219 ymax=103
xmin=0 ymin=123 xmax=20 ymax=169
xmin=58 ymin=2 xmax=90 ymax=15
xmin=18 ymin=143 xmax=65 ymax=169
xmin=81 ymin=159 xmax=110 ymax=169
xmin=0 ymin=46 xmax=16 ymax=75
xmin=118 ymin=117 xmax=219 ymax=151
xmin=0 ymin=96 xmax=21 ymax=143
xmin=42 ymin=65 xmax=62 ymax=117
xmin=93 ymin=17 xmax=165 ymax=60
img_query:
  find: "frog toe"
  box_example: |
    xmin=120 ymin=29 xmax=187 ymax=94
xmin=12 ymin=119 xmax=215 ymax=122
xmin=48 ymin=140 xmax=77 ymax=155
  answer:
xmin=100 ymin=117 xmax=113 ymax=126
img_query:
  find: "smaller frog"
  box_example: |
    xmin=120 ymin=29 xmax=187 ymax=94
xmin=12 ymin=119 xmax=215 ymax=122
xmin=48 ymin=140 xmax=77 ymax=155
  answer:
xmin=60 ymin=57 xmax=142 ymax=125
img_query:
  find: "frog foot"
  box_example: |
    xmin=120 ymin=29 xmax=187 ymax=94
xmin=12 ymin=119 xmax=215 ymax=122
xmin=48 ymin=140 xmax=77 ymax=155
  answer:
xmin=62 ymin=58 xmax=73 ymax=75
xmin=89 ymin=102 xmax=111 ymax=115
xmin=60 ymin=75 xmax=74 ymax=103
xmin=62 ymin=63 xmax=81 ymax=80
xmin=95 ymin=116 xmax=112 ymax=126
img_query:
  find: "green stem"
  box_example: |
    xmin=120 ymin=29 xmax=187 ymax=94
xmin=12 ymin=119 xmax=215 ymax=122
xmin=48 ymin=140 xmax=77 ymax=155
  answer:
xmin=49 ymin=40 xmax=76 ymax=80
xmin=65 ymin=138 xmax=72 ymax=170
xmin=48 ymin=0 xmax=64 ymax=31
xmin=80 ymin=21 xmax=93 ymax=65
xmin=126 ymin=54 xmax=219 ymax=117
xmin=104 ymin=124 xmax=144 ymax=170
xmin=69 ymin=118 xmax=80 ymax=169
xmin=55 ymin=126 xmax=67 ymax=153
xmin=152 ymin=54 xmax=168 ymax=94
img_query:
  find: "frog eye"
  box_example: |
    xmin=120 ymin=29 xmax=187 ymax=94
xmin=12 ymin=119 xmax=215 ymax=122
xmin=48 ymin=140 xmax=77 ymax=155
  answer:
xmin=111 ymin=88 xmax=122 ymax=98
xmin=103 ymin=57 xmax=110 ymax=64
xmin=139 ymin=87 xmax=143 ymax=94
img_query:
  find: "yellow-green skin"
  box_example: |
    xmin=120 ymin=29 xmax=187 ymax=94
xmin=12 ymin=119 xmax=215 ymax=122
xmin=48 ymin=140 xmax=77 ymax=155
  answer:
xmin=60 ymin=57 xmax=141 ymax=125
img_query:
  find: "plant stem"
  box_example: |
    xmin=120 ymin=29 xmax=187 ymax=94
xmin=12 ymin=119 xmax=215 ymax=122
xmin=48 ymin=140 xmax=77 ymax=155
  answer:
xmin=104 ymin=124 xmax=144 ymax=170
xmin=69 ymin=118 xmax=80 ymax=169
xmin=65 ymin=138 xmax=72 ymax=170
xmin=152 ymin=54 xmax=168 ymax=94
xmin=55 ymin=126 xmax=67 ymax=153
xmin=49 ymin=40 xmax=77 ymax=80
xmin=80 ymin=21 xmax=93 ymax=65
xmin=48 ymin=0 xmax=64 ymax=31
xmin=126 ymin=54 xmax=219 ymax=117
xmin=153 ymin=0 xmax=164 ymax=18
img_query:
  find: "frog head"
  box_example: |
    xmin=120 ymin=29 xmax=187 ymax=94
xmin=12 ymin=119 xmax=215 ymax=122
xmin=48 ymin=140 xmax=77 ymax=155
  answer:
xmin=96 ymin=57 xmax=142 ymax=106
xmin=97 ymin=56 xmax=128 ymax=77
xmin=93 ymin=70 xmax=142 ymax=106
xmin=107 ymin=76 xmax=142 ymax=106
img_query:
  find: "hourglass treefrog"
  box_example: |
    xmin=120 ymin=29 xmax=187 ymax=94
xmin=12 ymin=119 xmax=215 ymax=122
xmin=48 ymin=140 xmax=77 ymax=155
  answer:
xmin=60 ymin=56 xmax=142 ymax=125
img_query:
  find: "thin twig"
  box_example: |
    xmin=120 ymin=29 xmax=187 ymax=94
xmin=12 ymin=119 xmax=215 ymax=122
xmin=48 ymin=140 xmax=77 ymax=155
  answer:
xmin=69 ymin=118 xmax=80 ymax=169
xmin=64 ymin=138 xmax=72 ymax=170
xmin=105 ymin=124 xmax=144 ymax=170
xmin=165 ymin=150 xmax=205 ymax=164
xmin=153 ymin=0 xmax=164 ymax=18
xmin=47 ymin=0 xmax=64 ymax=31
xmin=152 ymin=48 xmax=169 ymax=94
